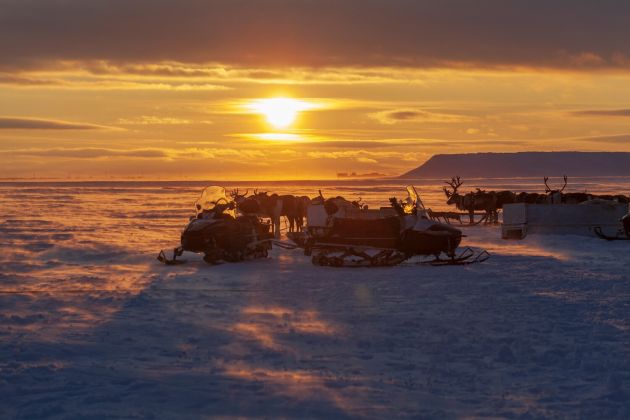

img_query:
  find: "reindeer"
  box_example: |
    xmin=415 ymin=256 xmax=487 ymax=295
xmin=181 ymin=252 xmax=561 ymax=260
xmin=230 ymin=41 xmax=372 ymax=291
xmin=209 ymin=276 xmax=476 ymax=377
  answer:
xmin=544 ymin=175 xmax=568 ymax=204
xmin=443 ymin=176 xmax=499 ymax=224
xmin=295 ymin=195 xmax=312 ymax=232
xmin=279 ymin=194 xmax=299 ymax=233
xmin=485 ymin=189 xmax=517 ymax=209
xmin=251 ymin=190 xmax=282 ymax=238
xmin=229 ymin=188 xmax=262 ymax=214
xmin=516 ymin=192 xmax=547 ymax=204
xmin=229 ymin=188 xmax=248 ymax=202
xmin=252 ymin=190 xmax=303 ymax=238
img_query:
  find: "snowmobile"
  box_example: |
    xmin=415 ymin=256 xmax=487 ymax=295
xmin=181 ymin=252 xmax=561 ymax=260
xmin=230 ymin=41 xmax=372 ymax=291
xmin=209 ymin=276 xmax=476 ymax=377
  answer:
xmin=296 ymin=186 xmax=490 ymax=267
xmin=594 ymin=213 xmax=630 ymax=241
xmin=157 ymin=186 xmax=274 ymax=265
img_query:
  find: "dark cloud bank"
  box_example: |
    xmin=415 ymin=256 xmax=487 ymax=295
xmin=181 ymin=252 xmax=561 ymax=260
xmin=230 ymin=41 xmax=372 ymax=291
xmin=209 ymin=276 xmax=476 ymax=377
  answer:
xmin=1 ymin=0 xmax=630 ymax=70
xmin=573 ymin=109 xmax=630 ymax=117
xmin=0 ymin=117 xmax=106 ymax=130
xmin=2 ymin=148 xmax=168 ymax=159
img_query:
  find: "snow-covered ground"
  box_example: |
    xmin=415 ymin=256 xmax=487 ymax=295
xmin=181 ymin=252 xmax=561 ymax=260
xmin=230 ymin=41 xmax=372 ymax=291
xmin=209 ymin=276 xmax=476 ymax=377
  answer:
xmin=1 ymin=180 xmax=630 ymax=418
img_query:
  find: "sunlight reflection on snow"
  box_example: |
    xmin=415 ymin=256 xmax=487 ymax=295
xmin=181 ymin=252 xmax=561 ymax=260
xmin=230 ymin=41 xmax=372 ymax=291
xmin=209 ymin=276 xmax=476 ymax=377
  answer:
xmin=221 ymin=362 xmax=362 ymax=413
xmin=232 ymin=306 xmax=339 ymax=351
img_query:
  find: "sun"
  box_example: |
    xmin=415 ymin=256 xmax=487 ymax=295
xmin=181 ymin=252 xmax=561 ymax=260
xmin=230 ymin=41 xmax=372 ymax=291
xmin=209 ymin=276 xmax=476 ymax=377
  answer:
xmin=246 ymin=97 xmax=316 ymax=129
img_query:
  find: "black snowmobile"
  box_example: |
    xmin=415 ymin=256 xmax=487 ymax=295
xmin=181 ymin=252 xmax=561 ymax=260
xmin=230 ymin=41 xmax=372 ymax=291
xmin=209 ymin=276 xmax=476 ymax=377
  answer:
xmin=594 ymin=213 xmax=630 ymax=241
xmin=300 ymin=186 xmax=489 ymax=267
xmin=157 ymin=186 xmax=274 ymax=265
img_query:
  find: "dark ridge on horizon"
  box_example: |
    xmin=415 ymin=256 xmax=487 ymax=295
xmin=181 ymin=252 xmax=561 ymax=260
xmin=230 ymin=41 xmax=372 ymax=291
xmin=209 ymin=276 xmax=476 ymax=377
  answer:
xmin=400 ymin=152 xmax=630 ymax=178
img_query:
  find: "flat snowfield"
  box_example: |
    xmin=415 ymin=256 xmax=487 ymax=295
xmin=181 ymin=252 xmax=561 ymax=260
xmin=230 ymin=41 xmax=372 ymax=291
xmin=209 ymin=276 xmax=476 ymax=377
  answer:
xmin=1 ymin=180 xmax=630 ymax=419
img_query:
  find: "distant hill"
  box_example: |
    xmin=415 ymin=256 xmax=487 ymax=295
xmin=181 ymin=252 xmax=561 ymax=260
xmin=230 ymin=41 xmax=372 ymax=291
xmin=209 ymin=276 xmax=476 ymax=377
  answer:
xmin=400 ymin=152 xmax=630 ymax=178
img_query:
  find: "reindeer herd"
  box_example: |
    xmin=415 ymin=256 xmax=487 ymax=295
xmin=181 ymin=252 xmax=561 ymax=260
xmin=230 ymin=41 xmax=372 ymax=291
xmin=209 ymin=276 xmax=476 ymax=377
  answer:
xmin=225 ymin=176 xmax=628 ymax=235
xmin=229 ymin=189 xmax=371 ymax=238
xmin=230 ymin=189 xmax=311 ymax=238
xmin=442 ymin=175 xmax=629 ymax=225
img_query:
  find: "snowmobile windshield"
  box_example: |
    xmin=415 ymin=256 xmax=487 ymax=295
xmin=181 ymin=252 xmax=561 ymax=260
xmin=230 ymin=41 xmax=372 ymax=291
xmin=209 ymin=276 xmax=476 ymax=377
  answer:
xmin=402 ymin=185 xmax=419 ymax=214
xmin=195 ymin=186 xmax=235 ymax=217
xmin=405 ymin=185 xmax=429 ymax=218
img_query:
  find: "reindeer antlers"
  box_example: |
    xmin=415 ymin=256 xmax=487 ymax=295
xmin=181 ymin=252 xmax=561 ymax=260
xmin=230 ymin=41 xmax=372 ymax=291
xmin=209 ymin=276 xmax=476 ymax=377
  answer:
xmin=544 ymin=175 xmax=568 ymax=193
xmin=444 ymin=176 xmax=463 ymax=192
xmin=230 ymin=188 xmax=249 ymax=198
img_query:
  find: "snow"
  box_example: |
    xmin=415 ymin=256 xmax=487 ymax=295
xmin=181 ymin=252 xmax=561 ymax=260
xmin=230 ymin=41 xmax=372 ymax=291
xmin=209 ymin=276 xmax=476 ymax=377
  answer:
xmin=1 ymin=180 xmax=630 ymax=418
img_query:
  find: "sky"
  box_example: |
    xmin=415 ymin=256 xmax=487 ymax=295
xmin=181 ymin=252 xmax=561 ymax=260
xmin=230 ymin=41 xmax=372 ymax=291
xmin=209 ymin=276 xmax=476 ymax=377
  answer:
xmin=2 ymin=0 xmax=630 ymax=180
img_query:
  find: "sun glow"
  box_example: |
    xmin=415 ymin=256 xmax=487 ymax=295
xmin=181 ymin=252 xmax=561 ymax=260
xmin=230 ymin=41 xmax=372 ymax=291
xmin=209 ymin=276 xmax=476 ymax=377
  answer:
xmin=246 ymin=97 xmax=317 ymax=129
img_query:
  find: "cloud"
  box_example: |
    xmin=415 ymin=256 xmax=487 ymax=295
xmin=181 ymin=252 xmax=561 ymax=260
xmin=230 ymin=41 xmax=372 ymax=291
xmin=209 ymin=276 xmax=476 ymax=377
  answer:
xmin=575 ymin=133 xmax=630 ymax=143
xmin=2 ymin=1 xmax=630 ymax=71
xmin=2 ymin=148 xmax=169 ymax=159
xmin=116 ymin=116 xmax=212 ymax=125
xmin=0 ymin=117 xmax=110 ymax=130
xmin=370 ymin=109 xmax=472 ymax=125
xmin=0 ymin=63 xmax=428 ymax=89
xmin=387 ymin=111 xmax=426 ymax=121
xmin=0 ymin=73 xmax=62 ymax=86
xmin=292 ymin=136 xmax=526 ymax=149
xmin=300 ymin=140 xmax=398 ymax=149
xmin=572 ymin=109 xmax=630 ymax=117
xmin=1 ymin=146 xmax=273 ymax=161
xmin=306 ymin=149 xmax=424 ymax=161
xmin=69 ymin=62 xmax=430 ymax=84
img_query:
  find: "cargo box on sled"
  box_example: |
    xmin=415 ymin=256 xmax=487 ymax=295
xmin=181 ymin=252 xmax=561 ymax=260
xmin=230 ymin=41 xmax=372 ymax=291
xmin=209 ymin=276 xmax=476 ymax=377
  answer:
xmin=501 ymin=201 xmax=629 ymax=239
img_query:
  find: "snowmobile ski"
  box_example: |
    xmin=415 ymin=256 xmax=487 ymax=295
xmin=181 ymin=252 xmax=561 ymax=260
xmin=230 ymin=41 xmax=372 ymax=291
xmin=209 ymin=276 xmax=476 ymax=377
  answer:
xmin=157 ymin=247 xmax=185 ymax=265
